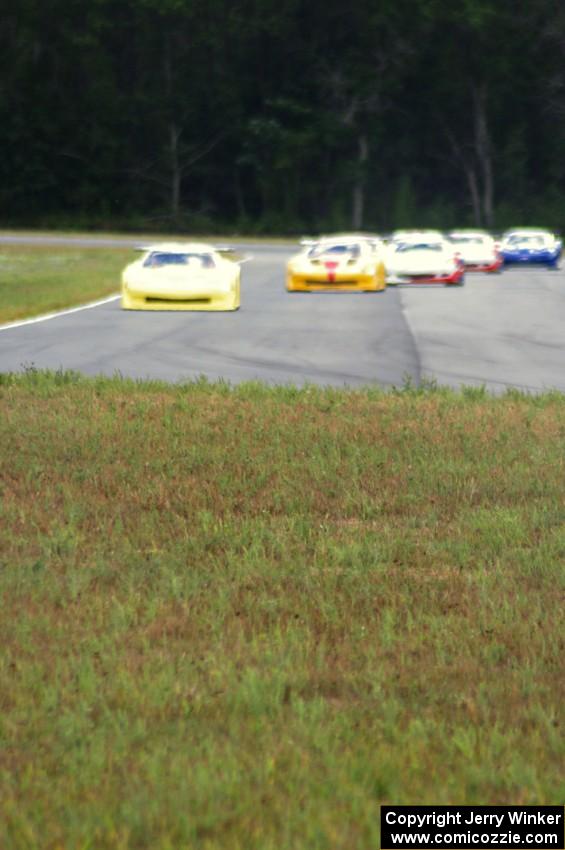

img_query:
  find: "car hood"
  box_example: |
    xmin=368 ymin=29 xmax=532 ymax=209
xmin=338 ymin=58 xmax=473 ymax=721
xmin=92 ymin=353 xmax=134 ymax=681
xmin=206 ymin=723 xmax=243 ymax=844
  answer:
xmin=290 ymin=253 xmax=369 ymax=272
xmin=456 ymin=245 xmax=496 ymax=262
xmin=387 ymin=250 xmax=456 ymax=274
xmin=502 ymin=244 xmax=555 ymax=254
xmin=124 ymin=266 xmax=233 ymax=293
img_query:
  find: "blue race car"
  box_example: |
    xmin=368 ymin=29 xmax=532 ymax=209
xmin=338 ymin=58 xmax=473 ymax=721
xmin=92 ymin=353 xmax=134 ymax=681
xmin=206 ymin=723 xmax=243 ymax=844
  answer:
xmin=500 ymin=228 xmax=562 ymax=268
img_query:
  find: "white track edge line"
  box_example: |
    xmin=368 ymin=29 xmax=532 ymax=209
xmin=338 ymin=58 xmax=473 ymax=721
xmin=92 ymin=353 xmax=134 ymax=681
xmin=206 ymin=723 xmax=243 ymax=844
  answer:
xmin=0 ymin=294 xmax=121 ymax=332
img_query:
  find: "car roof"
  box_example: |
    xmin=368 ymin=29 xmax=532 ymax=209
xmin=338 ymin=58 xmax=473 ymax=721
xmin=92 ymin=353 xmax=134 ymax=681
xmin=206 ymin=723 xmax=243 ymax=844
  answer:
xmin=139 ymin=242 xmax=218 ymax=253
xmin=448 ymin=230 xmax=491 ymax=238
xmin=321 ymin=232 xmax=381 ymax=240
xmin=392 ymin=229 xmax=445 ymax=240
xmin=502 ymin=228 xmax=553 ymax=237
xmin=310 ymin=235 xmax=372 ymax=245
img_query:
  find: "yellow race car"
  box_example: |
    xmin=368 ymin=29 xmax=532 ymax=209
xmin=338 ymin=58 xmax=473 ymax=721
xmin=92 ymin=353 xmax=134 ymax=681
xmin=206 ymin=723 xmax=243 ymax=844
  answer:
xmin=286 ymin=235 xmax=386 ymax=292
xmin=121 ymin=242 xmax=241 ymax=310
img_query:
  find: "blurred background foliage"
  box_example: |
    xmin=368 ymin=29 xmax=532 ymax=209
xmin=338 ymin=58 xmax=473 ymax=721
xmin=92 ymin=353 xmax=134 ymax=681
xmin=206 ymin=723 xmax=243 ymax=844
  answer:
xmin=1 ymin=0 xmax=564 ymax=233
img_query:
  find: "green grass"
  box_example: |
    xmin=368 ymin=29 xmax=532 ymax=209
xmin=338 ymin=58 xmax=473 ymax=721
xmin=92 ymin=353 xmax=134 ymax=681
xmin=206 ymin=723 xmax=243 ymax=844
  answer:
xmin=0 ymin=372 xmax=564 ymax=849
xmin=0 ymin=246 xmax=132 ymax=323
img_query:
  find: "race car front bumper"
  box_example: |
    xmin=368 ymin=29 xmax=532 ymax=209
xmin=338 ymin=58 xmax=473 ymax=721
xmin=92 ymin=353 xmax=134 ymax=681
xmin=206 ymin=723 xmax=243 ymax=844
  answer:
xmin=121 ymin=281 xmax=239 ymax=311
xmin=501 ymin=251 xmax=560 ymax=266
xmin=286 ymin=271 xmax=385 ymax=292
xmin=387 ymin=267 xmax=464 ymax=285
xmin=463 ymin=258 xmax=503 ymax=273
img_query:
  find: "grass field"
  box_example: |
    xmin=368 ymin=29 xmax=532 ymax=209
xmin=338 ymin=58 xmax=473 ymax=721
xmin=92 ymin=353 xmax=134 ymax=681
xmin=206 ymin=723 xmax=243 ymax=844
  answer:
xmin=0 ymin=371 xmax=563 ymax=849
xmin=0 ymin=245 xmax=132 ymax=324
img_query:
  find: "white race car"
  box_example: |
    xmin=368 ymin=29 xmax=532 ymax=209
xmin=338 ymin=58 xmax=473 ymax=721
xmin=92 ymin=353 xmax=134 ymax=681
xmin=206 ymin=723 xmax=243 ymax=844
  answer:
xmin=386 ymin=234 xmax=465 ymax=286
xmin=121 ymin=243 xmax=241 ymax=310
xmin=448 ymin=230 xmax=502 ymax=272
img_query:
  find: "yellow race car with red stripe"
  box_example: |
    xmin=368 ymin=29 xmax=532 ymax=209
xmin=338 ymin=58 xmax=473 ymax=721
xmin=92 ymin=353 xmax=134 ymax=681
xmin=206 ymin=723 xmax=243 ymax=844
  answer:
xmin=286 ymin=235 xmax=386 ymax=292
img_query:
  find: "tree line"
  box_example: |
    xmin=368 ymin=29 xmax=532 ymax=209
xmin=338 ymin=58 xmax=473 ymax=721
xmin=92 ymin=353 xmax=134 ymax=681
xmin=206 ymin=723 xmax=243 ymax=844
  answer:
xmin=1 ymin=0 xmax=564 ymax=234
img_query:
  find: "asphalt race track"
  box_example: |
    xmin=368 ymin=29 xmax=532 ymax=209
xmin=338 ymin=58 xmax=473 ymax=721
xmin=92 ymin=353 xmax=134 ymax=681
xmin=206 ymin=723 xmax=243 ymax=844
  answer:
xmin=1 ymin=241 xmax=564 ymax=393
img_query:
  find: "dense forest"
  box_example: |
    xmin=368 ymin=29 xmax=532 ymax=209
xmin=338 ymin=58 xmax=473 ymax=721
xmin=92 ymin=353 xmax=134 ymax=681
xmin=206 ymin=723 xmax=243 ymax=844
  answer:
xmin=1 ymin=0 xmax=565 ymax=234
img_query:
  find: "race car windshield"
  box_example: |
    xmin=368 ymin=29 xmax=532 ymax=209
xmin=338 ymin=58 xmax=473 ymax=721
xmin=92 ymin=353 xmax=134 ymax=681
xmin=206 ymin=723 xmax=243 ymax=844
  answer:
xmin=395 ymin=242 xmax=443 ymax=252
xmin=308 ymin=244 xmax=361 ymax=260
xmin=507 ymin=235 xmax=546 ymax=246
xmin=144 ymin=252 xmax=215 ymax=268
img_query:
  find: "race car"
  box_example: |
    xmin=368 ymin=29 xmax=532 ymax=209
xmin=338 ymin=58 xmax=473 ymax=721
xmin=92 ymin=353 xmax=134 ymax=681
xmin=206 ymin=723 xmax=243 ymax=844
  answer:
xmin=385 ymin=235 xmax=465 ymax=285
xmin=286 ymin=235 xmax=386 ymax=292
xmin=121 ymin=243 xmax=241 ymax=310
xmin=499 ymin=229 xmax=562 ymax=268
xmin=447 ymin=230 xmax=502 ymax=272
